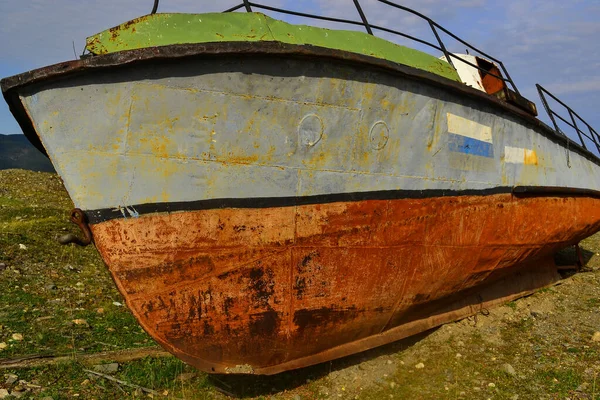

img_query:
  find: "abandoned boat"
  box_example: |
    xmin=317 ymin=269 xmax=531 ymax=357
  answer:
xmin=3 ymin=0 xmax=600 ymax=375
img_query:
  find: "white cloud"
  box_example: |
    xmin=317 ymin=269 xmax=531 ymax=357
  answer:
xmin=545 ymin=80 xmax=600 ymax=96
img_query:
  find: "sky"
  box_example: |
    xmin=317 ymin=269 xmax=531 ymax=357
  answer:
xmin=0 ymin=0 xmax=598 ymax=145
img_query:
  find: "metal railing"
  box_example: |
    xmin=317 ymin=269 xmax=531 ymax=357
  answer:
xmin=223 ymin=1 xmax=521 ymax=95
xmin=537 ymin=84 xmax=600 ymax=156
xmin=151 ymin=0 xmax=520 ymax=95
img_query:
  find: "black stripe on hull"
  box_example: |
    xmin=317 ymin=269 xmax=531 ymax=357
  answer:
xmin=84 ymin=186 xmax=600 ymax=224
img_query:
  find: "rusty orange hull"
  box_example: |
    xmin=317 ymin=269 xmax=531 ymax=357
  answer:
xmin=90 ymin=193 xmax=600 ymax=374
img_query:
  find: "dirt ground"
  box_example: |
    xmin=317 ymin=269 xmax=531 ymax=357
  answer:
xmin=2 ymin=169 xmax=600 ymax=399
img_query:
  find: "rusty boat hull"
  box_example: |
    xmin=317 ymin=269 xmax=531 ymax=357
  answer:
xmin=3 ymin=43 xmax=600 ymax=374
xmin=93 ymin=195 xmax=599 ymax=374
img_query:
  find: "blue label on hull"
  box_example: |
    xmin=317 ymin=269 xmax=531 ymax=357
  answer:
xmin=448 ymin=133 xmax=494 ymax=158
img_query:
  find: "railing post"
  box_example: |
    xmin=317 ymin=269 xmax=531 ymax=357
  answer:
xmin=243 ymin=0 xmax=252 ymax=12
xmin=590 ymin=126 xmax=600 ymax=147
xmin=589 ymin=125 xmax=600 ymax=155
xmin=352 ymin=0 xmax=373 ymax=35
xmin=536 ymin=85 xmax=562 ymax=135
xmin=498 ymin=62 xmax=520 ymax=95
xmin=428 ymin=21 xmax=454 ymax=69
xmin=568 ymin=109 xmax=587 ymax=150
xmin=151 ymin=0 xmax=159 ymax=14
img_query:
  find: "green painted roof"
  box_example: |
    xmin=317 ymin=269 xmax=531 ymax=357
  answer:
xmin=86 ymin=13 xmax=460 ymax=82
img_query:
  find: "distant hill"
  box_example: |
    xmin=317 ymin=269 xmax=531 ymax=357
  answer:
xmin=0 ymin=134 xmax=55 ymax=172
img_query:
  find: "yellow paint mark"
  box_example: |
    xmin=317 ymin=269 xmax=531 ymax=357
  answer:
xmin=380 ymin=98 xmax=391 ymax=109
xmin=505 ymin=146 xmax=539 ymax=166
xmin=225 ymin=151 xmax=260 ymax=165
xmin=266 ymin=145 xmax=276 ymax=160
xmin=524 ymin=149 xmax=538 ymax=165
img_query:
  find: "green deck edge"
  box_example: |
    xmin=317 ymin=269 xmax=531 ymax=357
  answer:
xmin=85 ymin=13 xmax=460 ymax=82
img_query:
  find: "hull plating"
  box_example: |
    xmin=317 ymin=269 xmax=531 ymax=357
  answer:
xmin=14 ymin=55 xmax=600 ymax=213
xmin=91 ymin=194 xmax=600 ymax=373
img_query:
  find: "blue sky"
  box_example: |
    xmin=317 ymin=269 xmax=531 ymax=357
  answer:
xmin=1 ymin=0 xmax=598 ymax=144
